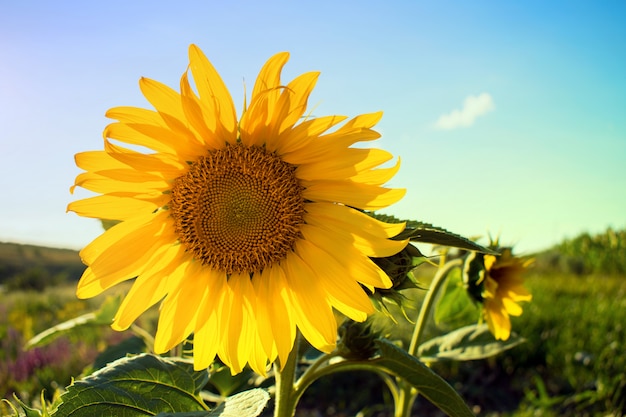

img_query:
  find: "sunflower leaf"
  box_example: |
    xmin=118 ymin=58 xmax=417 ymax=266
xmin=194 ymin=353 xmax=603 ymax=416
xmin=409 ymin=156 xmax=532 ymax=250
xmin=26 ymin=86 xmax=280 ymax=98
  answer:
xmin=400 ymin=225 xmax=496 ymax=254
xmin=369 ymin=213 xmax=497 ymax=254
xmin=434 ymin=267 xmax=480 ymax=329
xmin=25 ymin=295 xmax=122 ymax=349
xmin=12 ymin=393 xmax=48 ymax=417
xmin=51 ymin=354 xmax=209 ymax=417
xmin=153 ymin=389 xmax=270 ymax=417
xmin=418 ymin=324 xmax=526 ymax=362
xmin=374 ymin=339 xmax=474 ymax=417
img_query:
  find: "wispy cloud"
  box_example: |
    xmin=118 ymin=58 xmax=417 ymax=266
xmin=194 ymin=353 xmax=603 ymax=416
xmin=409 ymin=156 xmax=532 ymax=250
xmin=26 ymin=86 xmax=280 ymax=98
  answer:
xmin=434 ymin=93 xmax=495 ymax=130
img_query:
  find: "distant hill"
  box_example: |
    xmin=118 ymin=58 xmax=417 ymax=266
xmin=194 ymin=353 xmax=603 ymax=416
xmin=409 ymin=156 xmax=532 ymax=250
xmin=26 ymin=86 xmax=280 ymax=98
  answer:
xmin=0 ymin=242 xmax=85 ymax=291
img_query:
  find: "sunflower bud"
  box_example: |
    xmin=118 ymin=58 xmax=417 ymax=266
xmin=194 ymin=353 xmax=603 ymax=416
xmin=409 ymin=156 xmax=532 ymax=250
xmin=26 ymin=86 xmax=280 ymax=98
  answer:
xmin=368 ymin=243 xmax=426 ymax=320
xmin=462 ymin=251 xmax=488 ymax=302
xmin=337 ymin=320 xmax=379 ymax=360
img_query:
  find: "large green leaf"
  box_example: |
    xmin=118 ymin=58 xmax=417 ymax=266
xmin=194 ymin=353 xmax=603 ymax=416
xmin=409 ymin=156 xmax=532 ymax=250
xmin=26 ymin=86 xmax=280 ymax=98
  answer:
xmin=12 ymin=392 xmax=50 ymax=417
xmin=206 ymin=365 xmax=255 ymax=397
xmin=26 ymin=295 xmax=122 ymax=349
xmin=154 ymin=389 xmax=270 ymax=417
xmin=434 ymin=267 xmax=480 ymax=330
xmin=418 ymin=324 xmax=526 ymax=362
xmin=373 ymin=340 xmax=474 ymax=417
xmin=52 ymin=354 xmax=209 ymax=417
xmin=398 ymin=224 xmax=496 ymax=254
xmin=369 ymin=213 xmax=496 ymax=254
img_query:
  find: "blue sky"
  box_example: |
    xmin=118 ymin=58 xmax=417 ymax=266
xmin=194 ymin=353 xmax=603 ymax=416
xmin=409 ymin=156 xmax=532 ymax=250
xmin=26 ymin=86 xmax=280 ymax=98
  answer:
xmin=1 ymin=0 xmax=625 ymax=254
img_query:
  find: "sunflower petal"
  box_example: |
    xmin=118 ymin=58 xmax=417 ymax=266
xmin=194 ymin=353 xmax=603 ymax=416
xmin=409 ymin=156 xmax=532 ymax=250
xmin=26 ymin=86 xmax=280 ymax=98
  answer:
xmin=112 ymin=244 xmax=187 ymax=330
xmin=193 ymin=269 xmax=227 ymax=370
xmin=302 ymin=180 xmax=406 ymax=210
xmin=188 ymin=45 xmax=237 ymax=142
xmin=300 ymin=224 xmax=392 ymax=289
xmin=295 ymin=239 xmax=373 ymax=322
xmin=154 ymin=261 xmax=206 ymax=353
xmin=267 ymin=265 xmax=296 ymax=366
xmin=282 ymin=252 xmax=337 ymax=352
xmin=68 ymin=194 xmax=160 ymax=221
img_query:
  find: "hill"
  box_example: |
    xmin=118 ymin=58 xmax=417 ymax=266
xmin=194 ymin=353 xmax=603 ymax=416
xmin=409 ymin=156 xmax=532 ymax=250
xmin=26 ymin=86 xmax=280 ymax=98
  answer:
xmin=0 ymin=242 xmax=84 ymax=291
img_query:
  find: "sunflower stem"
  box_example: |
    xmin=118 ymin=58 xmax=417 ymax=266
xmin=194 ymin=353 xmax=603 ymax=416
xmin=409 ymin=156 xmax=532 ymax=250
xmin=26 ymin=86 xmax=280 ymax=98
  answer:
xmin=394 ymin=382 xmax=418 ymax=417
xmin=394 ymin=258 xmax=462 ymax=417
xmin=273 ymin=337 xmax=300 ymax=417
xmin=408 ymin=258 xmax=462 ymax=356
xmin=129 ymin=323 xmax=155 ymax=352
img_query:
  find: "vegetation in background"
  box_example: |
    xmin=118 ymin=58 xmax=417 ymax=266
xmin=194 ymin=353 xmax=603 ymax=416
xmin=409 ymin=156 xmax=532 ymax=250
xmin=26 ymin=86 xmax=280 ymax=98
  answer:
xmin=1 ymin=227 xmax=625 ymax=416
xmin=535 ymin=227 xmax=626 ymax=276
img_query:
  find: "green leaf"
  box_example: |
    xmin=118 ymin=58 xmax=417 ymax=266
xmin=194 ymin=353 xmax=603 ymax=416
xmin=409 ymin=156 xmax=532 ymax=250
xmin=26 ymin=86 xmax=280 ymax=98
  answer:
xmin=51 ymin=354 xmax=209 ymax=417
xmin=418 ymin=324 xmax=526 ymax=362
xmin=434 ymin=268 xmax=480 ymax=329
xmin=400 ymin=225 xmax=496 ymax=254
xmin=206 ymin=389 xmax=269 ymax=417
xmin=26 ymin=295 xmax=122 ymax=349
xmin=12 ymin=393 xmax=48 ymax=417
xmin=368 ymin=212 xmax=496 ymax=253
xmin=154 ymin=389 xmax=270 ymax=417
xmin=206 ymin=365 xmax=255 ymax=397
xmin=373 ymin=340 xmax=474 ymax=417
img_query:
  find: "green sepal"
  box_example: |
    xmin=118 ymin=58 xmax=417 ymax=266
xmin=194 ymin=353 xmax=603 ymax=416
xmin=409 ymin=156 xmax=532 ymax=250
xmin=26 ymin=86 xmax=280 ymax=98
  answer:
xmin=12 ymin=391 xmax=50 ymax=417
xmin=462 ymin=251 xmax=487 ymax=303
xmin=417 ymin=324 xmax=526 ymax=362
xmin=373 ymin=339 xmax=474 ymax=417
xmin=26 ymin=295 xmax=122 ymax=349
xmin=51 ymin=354 xmax=209 ymax=417
xmin=101 ymin=219 xmax=121 ymax=230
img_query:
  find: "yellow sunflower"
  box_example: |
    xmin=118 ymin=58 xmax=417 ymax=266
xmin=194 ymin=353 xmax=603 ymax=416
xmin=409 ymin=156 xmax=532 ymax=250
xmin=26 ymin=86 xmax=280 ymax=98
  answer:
xmin=68 ymin=45 xmax=407 ymax=374
xmin=481 ymin=249 xmax=533 ymax=340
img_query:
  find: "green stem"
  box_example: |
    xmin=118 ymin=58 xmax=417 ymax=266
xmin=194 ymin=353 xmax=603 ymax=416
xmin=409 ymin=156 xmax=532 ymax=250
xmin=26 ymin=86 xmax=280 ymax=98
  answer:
xmin=408 ymin=259 xmax=462 ymax=356
xmin=394 ymin=382 xmax=417 ymax=417
xmin=273 ymin=337 xmax=300 ymax=417
xmin=295 ymin=360 xmax=389 ymax=397
xmin=395 ymin=258 xmax=462 ymax=417
xmin=296 ymin=350 xmax=341 ymax=388
xmin=130 ymin=323 xmax=155 ymax=351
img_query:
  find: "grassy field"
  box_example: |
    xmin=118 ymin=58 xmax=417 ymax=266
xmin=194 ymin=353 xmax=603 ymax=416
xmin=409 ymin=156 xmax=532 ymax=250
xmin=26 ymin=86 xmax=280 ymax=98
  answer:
xmin=441 ymin=271 xmax=626 ymax=416
xmin=1 ymin=231 xmax=625 ymax=416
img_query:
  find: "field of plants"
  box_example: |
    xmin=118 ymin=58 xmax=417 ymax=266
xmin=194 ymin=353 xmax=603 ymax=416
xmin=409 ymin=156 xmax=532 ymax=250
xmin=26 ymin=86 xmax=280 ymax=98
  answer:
xmin=1 ymin=228 xmax=625 ymax=416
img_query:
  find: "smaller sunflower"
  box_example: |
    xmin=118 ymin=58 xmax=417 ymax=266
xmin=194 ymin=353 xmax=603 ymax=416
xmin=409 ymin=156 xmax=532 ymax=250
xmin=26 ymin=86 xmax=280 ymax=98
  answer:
xmin=463 ymin=248 xmax=533 ymax=340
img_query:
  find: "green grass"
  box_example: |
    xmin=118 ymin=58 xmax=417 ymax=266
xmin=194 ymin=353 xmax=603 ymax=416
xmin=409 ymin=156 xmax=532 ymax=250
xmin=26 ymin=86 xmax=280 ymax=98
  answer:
xmin=505 ymin=271 xmax=626 ymax=415
xmin=422 ymin=271 xmax=626 ymax=416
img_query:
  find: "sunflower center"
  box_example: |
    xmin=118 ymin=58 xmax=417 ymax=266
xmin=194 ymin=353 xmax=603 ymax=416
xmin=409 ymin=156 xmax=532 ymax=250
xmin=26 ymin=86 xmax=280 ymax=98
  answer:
xmin=170 ymin=143 xmax=304 ymax=275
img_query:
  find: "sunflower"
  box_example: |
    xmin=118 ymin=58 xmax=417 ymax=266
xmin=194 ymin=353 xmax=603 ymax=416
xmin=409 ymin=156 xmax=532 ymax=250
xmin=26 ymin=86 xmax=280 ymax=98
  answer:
xmin=68 ymin=45 xmax=407 ymax=374
xmin=464 ymin=248 xmax=533 ymax=340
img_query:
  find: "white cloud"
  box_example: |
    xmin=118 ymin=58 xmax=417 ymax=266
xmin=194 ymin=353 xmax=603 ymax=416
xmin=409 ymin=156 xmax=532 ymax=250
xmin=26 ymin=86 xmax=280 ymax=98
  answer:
xmin=434 ymin=93 xmax=495 ymax=130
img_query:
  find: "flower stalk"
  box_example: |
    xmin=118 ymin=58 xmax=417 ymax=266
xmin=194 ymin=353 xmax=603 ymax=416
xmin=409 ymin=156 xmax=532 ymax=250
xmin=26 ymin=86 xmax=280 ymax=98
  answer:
xmin=396 ymin=258 xmax=463 ymax=417
xmin=273 ymin=337 xmax=300 ymax=417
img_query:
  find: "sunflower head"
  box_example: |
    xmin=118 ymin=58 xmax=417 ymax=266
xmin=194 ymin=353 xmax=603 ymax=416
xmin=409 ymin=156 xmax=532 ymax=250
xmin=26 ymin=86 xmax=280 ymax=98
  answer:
xmin=463 ymin=247 xmax=533 ymax=340
xmin=68 ymin=45 xmax=407 ymax=374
